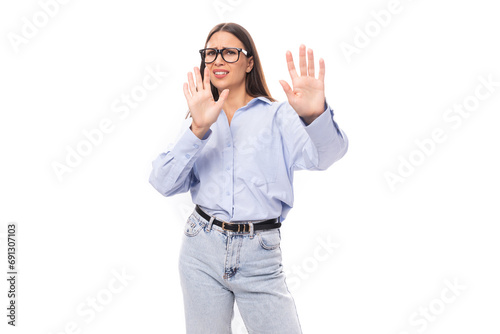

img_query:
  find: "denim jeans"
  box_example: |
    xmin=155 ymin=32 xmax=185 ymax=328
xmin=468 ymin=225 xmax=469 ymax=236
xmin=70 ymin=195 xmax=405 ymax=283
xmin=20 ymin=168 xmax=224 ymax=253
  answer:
xmin=178 ymin=207 xmax=303 ymax=334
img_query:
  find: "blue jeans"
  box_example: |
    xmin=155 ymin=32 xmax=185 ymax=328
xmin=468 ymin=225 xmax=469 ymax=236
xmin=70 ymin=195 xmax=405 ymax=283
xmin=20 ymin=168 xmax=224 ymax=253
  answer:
xmin=178 ymin=207 xmax=303 ymax=334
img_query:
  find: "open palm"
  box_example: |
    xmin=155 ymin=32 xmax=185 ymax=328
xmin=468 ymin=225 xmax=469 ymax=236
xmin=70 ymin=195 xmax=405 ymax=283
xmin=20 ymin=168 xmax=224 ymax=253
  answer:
xmin=279 ymin=45 xmax=326 ymax=124
xmin=183 ymin=66 xmax=229 ymax=130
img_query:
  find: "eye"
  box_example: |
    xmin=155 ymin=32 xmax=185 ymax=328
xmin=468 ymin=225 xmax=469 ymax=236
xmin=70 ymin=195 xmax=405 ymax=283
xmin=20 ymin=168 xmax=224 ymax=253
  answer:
xmin=226 ymin=50 xmax=237 ymax=55
xmin=206 ymin=50 xmax=216 ymax=56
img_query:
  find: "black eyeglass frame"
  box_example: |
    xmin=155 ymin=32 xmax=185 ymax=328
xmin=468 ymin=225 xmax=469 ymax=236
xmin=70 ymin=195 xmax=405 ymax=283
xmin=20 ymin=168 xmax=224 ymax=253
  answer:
xmin=199 ymin=47 xmax=250 ymax=64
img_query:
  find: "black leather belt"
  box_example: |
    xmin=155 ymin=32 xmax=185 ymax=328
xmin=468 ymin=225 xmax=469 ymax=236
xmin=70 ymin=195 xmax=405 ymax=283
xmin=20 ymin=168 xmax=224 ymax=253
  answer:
xmin=195 ymin=205 xmax=281 ymax=232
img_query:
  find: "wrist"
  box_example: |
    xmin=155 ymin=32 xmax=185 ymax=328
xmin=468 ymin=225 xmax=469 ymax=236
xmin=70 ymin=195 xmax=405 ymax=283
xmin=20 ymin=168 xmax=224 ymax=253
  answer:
xmin=301 ymin=100 xmax=327 ymax=125
xmin=190 ymin=124 xmax=210 ymax=139
xmin=301 ymin=112 xmax=321 ymax=125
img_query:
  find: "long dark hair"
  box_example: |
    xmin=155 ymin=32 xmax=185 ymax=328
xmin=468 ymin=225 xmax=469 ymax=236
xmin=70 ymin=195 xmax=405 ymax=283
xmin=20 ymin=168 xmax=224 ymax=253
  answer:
xmin=185 ymin=23 xmax=275 ymax=119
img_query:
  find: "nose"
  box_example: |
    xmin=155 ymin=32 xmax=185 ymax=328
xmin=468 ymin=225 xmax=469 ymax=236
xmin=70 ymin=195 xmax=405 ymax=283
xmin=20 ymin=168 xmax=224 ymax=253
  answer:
xmin=213 ymin=50 xmax=226 ymax=66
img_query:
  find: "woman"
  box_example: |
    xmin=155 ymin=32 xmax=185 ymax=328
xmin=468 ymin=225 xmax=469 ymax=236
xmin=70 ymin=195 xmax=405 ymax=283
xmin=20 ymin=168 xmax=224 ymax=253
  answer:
xmin=149 ymin=22 xmax=348 ymax=333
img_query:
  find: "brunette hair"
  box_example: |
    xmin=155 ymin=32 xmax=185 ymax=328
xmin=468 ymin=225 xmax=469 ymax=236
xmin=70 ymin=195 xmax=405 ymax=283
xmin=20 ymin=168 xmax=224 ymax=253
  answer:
xmin=185 ymin=22 xmax=275 ymax=118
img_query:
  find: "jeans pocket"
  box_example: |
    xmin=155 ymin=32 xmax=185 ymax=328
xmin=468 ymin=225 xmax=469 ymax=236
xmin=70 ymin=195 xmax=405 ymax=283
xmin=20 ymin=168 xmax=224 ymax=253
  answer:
xmin=257 ymin=229 xmax=281 ymax=250
xmin=184 ymin=214 xmax=204 ymax=237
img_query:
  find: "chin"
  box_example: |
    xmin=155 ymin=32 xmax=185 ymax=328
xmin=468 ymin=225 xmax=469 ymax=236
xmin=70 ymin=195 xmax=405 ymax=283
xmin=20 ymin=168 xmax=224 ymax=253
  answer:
xmin=213 ymin=84 xmax=229 ymax=93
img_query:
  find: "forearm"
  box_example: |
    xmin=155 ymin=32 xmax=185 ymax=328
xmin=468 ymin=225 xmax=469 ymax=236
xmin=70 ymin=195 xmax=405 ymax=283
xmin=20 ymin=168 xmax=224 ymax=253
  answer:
xmin=299 ymin=100 xmax=349 ymax=170
xmin=149 ymin=124 xmax=212 ymax=196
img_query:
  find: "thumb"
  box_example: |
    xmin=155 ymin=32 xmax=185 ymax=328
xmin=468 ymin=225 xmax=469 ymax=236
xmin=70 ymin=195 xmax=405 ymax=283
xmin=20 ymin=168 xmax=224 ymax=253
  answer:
xmin=216 ymin=89 xmax=229 ymax=108
xmin=279 ymin=80 xmax=293 ymax=100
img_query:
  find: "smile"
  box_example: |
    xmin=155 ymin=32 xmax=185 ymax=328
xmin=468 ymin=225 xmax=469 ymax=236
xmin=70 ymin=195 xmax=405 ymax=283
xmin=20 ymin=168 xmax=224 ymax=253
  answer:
xmin=213 ymin=70 xmax=229 ymax=78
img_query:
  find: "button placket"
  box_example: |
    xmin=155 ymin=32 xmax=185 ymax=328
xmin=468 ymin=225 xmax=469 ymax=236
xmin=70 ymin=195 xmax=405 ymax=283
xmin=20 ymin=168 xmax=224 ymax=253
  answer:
xmin=223 ymin=133 xmax=234 ymax=200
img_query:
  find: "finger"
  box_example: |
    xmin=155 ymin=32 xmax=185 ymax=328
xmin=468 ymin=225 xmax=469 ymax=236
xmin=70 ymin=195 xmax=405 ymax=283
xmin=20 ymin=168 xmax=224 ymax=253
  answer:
xmin=299 ymin=44 xmax=307 ymax=76
xmin=307 ymin=48 xmax=315 ymax=78
xmin=279 ymin=80 xmax=293 ymax=101
xmin=318 ymin=58 xmax=325 ymax=83
xmin=187 ymin=71 xmax=196 ymax=95
xmin=216 ymin=89 xmax=230 ymax=108
xmin=194 ymin=67 xmax=203 ymax=91
xmin=286 ymin=51 xmax=298 ymax=81
xmin=203 ymin=67 xmax=210 ymax=90
xmin=183 ymin=82 xmax=192 ymax=102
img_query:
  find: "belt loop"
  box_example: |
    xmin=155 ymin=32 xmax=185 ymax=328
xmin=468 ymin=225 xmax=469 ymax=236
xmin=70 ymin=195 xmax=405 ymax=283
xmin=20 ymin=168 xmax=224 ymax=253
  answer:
xmin=248 ymin=222 xmax=254 ymax=239
xmin=205 ymin=216 xmax=214 ymax=232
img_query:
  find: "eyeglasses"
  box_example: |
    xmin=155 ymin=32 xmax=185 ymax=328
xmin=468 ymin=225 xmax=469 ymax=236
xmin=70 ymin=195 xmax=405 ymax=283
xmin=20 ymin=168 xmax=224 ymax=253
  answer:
xmin=199 ymin=47 xmax=249 ymax=64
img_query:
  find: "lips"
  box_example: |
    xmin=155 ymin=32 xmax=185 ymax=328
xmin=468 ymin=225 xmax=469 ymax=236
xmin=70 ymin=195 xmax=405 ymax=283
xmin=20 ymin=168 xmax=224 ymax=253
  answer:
xmin=213 ymin=70 xmax=229 ymax=79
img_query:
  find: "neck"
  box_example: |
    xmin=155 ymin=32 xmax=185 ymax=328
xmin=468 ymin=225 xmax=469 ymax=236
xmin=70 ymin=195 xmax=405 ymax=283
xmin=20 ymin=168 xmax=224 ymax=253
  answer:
xmin=219 ymin=84 xmax=253 ymax=114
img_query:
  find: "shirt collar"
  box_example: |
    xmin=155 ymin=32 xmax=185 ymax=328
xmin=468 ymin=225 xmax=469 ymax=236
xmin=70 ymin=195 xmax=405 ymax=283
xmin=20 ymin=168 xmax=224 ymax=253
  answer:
xmin=244 ymin=96 xmax=273 ymax=108
xmin=255 ymin=96 xmax=273 ymax=105
xmin=224 ymin=96 xmax=273 ymax=114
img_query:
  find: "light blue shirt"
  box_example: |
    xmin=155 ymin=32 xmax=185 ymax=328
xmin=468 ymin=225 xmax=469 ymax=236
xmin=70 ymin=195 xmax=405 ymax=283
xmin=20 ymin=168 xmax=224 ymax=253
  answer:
xmin=148 ymin=96 xmax=348 ymax=223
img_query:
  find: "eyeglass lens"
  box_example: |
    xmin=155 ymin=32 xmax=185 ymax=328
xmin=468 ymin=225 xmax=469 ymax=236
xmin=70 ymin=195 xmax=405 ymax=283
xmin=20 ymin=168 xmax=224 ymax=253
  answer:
xmin=204 ymin=48 xmax=240 ymax=63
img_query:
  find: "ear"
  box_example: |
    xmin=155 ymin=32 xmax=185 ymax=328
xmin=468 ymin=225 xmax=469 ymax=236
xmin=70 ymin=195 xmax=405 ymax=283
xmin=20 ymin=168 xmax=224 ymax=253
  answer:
xmin=246 ymin=56 xmax=254 ymax=73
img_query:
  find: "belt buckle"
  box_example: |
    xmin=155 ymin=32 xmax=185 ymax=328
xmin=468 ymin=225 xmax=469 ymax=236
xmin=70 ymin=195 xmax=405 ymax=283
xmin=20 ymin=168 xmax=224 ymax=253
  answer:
xmin=221 ymin=221 xmax=248 ymax=233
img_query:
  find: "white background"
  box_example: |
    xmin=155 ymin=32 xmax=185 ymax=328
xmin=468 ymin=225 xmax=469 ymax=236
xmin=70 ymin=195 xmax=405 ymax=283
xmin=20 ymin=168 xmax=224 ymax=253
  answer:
xmin=1 ymin=0 xmax=499 ymax=333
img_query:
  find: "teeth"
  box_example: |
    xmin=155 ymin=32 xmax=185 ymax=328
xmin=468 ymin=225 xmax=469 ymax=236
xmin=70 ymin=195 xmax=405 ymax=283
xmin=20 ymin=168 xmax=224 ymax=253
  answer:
xmin=215 ymin=72 xmax=228 ymax=75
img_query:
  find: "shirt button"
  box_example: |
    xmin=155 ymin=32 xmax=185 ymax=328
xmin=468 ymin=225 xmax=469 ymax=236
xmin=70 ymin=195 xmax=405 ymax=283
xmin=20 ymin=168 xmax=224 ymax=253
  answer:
xmin=185 ymin=154 xmax=190 ymax=159
xmin=226 ymin=166 xmax=230 ymax=170
xmin=227 ymin=143 xmax=231 ymax=147
xmin=193 ymin=144 xmax=199 ymax=149
xmin=226 ymin=191 xmax=230 ymax=196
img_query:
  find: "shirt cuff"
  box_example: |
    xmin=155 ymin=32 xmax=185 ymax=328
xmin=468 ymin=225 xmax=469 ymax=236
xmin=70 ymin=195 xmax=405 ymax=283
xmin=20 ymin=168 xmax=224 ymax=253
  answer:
xmin=299 ymin=98 xmax=336 ymax=147
xmin=170 ymin=124 xmax=212 ymax=165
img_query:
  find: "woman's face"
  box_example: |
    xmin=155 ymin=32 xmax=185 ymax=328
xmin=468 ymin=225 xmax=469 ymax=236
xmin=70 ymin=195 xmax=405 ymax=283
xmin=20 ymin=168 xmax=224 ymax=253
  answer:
xmin=205 ymin=31 xmax=254 ymax=93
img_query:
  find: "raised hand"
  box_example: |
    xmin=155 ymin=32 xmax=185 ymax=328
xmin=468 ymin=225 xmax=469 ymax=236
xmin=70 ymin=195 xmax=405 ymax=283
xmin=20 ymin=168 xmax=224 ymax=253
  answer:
xmin=279 ymin=44 xmax=326 ymax=124
xmin=183 ymin=66 xmax=229 ymax=136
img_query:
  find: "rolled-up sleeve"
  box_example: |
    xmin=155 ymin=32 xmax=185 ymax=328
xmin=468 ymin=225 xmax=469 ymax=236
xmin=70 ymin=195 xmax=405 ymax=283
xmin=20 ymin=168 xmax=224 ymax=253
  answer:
xmin=149 ymin=122 xmax=212 ymax=197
